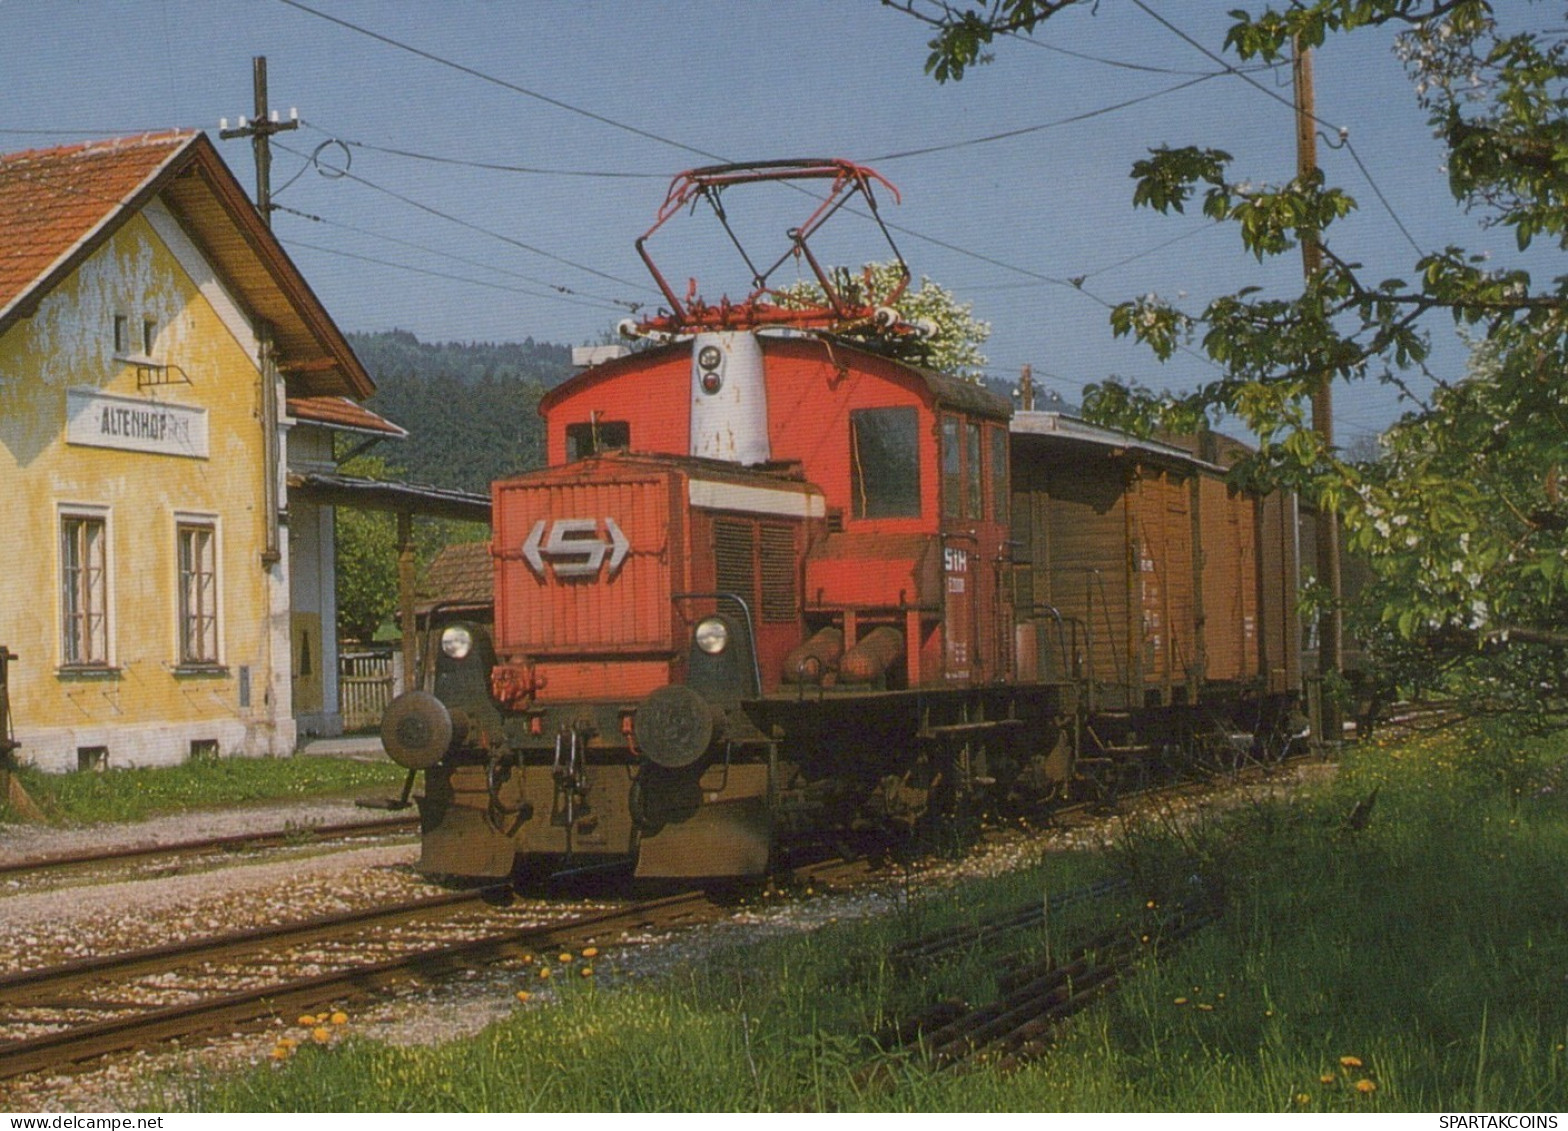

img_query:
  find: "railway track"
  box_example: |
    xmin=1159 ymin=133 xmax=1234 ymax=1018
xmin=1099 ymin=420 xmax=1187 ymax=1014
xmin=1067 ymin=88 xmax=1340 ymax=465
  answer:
xmin=0 ymin=753 xmax=1311 ymax=1085
xmin=0 ymin=882 xmax=722 ymax=1081
xmin=0 ymin=816 xmax=419 ymax=882
xmin=875 ymin=878 xmax=1220 ymax=1076
xmin=0 ymin=853 xmax=869 ymax=1082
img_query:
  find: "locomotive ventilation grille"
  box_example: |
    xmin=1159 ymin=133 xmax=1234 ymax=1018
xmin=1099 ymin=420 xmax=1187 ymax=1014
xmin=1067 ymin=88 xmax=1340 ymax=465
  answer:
xmin=714 ymin=518 xmax=797 ymax=625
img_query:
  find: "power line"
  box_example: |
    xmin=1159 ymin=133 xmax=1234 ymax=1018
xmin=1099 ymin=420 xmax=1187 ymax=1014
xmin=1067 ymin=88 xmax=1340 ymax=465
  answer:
xmin=271 ymin=204 xmax=642 ymax=310
xmin=1130 ymin=0 xmax=1428 ymax=257
xmin=871 ymin=72 xmax=1223 ymax=161
xmin=272 ymin=138 xmax=654 ymax=294
xmin=302 ymin=123 xmax=667 ymax=180
xmin=278 ymin=238 xmax=630 ymax=313
xmin=274 ymin=0 xmax=726 ymax=164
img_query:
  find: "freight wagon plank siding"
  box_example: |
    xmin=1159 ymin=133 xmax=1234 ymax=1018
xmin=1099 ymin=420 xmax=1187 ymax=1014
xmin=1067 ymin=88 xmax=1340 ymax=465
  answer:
xmin=1198 ymin=477 xmax=1259 ymax=684
xmin=1133 ymin=469 xmax=1196 ymax=700
xmin=1257 ymin=491 xmax=1301 ymax=693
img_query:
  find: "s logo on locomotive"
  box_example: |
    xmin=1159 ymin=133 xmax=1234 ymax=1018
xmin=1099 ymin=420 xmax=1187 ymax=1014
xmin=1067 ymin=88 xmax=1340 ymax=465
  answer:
xmin=522 ymin=517 xmax=630 ymax=579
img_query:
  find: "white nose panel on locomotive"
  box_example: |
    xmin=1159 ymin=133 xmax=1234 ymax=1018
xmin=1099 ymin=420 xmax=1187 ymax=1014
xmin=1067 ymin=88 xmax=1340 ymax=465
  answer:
xmin=690 ymin=331 xmax=770 ymax=466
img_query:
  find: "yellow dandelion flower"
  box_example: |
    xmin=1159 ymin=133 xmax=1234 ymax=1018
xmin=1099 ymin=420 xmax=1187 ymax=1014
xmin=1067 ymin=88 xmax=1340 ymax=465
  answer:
xmin=1295 ymin=1094 xmax=1310 ymax=1106
xmin=516 ymin=990 xmax=532 ymax=1003
xmin=330 ymin=1011 xmax=349 ymax=1026
xmin=1339 ymin=1055 xmax=1363 ymax=1068
xmin=297 ymin=1014 xmax=317 ymax=1027
xmin=520 ymin=954 xmax=535 ymax=965
xmin=270 ymin=1046 xmax=292 ymax=1061
xmin=580 ymin=965 xmax=594 ymax=977
xmin=582 ymin=946 xmax=599 ymax=958
xmin=311 ymin=1027 xmax=332 ymax=1044
xmin=1354 ymin=1079 xmax=1377 ymax=1094
xmin=538 ymin=966 xmax=552 ymax=979
xmin=1173 ymin=997 xmax=1189 ymax=1005
xmin=277 ymin=1037 xmax=299 ymax=1050
xmin=1197 ymin=1003 xmax=1215 ymax=1012
xmin=1146 ymin=900 xmax=1157 ymax=909
xmin=558 ymin=952 xmax=573 ymax=963
xmin=1319 ymin=1074 xmax=1336 ymax=1085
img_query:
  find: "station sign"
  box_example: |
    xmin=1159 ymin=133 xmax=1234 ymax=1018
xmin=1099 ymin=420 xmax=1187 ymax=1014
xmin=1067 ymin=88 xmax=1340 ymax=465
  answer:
xmin=65 ymin=388 xmax=209 ymax=459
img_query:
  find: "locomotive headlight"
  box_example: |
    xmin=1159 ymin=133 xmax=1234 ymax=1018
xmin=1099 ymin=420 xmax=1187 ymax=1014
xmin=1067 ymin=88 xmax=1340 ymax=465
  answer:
xmin=700 ymin=369 xmax=723 ymax=395
xmin=440 ymin=625 xmax=473 ymax=660
xmin=697 ymin=344 xmax=722 ymax=371
xmin=694 ymin=617 xmax=729 ymax=654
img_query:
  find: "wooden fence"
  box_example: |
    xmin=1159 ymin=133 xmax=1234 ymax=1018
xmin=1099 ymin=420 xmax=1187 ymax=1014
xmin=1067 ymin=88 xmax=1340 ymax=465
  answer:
xmin=339 ymin=649 xmax=398 ymax=731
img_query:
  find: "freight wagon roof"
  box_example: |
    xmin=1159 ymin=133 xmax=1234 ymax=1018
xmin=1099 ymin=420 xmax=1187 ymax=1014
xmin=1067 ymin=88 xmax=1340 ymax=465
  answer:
xmin=1010 ymin=411 xmax=1233 ymax=476
xmin=542 ymin=333 xmax=1010 ymax=421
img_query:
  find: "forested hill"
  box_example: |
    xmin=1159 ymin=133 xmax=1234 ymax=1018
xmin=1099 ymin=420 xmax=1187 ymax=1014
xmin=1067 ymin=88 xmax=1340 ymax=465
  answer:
xmin=342 ymin=330 xmax=1070 ymax=494
xmin=349 ymin=329 xmax=574 ymax=389
xmin=345 ymin=330 xmax=575 ymax=494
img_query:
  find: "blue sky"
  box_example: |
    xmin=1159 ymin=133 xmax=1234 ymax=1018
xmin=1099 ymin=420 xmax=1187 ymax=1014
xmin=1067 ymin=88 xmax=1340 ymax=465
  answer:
xmin=2 ymin=1 xmax=1548 ymax=444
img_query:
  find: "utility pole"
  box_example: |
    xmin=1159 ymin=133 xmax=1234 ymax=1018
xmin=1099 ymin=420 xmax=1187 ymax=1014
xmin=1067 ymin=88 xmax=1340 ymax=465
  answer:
xmin=219 ymin=58 xmax=299 ymax=575
xmin=218 ymin=56 xmax=299 ymax=228
xmin=1294 ymin=38 xmax=1344 ymax=748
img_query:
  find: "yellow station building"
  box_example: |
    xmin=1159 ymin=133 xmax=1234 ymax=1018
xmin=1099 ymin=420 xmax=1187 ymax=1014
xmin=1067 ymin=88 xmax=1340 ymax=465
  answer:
xmin=0 ymin=131 xmax=400 ymax=770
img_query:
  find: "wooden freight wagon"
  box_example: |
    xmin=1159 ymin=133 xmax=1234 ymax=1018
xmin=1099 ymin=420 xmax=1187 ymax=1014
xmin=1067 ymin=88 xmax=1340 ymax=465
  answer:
xmin=1007 ymin=412 xmax=1301 ymax=712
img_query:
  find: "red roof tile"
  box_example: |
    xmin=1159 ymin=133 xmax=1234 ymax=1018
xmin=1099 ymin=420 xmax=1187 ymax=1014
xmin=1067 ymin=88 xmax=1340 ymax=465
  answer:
xmin=0 ymin=131 xmax=195 ymax=322
xmin=0 ymin=131 xmax=374 ymax=400
xmin=287 ymin=395 xmax=407 ymax=438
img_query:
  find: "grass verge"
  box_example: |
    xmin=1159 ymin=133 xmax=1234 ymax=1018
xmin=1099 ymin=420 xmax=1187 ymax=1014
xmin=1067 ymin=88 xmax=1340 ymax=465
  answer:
xmin=0 ymin=756 xmax=408 ymax=826
xmin=166 ymin=723 xmax=1568 ymax=1112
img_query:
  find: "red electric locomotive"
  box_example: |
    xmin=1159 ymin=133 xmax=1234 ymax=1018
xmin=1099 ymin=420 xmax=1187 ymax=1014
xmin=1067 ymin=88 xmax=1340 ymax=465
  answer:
xmin=379 ymin=161 xmax=1301 ymax=880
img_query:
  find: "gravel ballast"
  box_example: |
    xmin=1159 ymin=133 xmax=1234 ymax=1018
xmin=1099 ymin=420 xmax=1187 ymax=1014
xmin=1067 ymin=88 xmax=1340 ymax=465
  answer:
xmin=0 ymin=764 xmax=1330 ymax=1112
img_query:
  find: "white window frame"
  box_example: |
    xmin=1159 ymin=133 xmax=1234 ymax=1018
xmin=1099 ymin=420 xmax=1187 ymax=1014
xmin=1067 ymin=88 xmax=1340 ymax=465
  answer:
xmin=174 ymin=512 xmax=222 ymax=668
xmin=58 ymin=504 xmax=113 ymax=669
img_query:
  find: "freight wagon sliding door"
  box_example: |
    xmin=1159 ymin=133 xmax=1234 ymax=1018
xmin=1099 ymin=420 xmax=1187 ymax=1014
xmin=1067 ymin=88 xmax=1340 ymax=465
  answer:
xmin=1014 ymin=455 xmax=1135 ymax=706
xmin=1128 ymin=469 xmax=1197 ymax=703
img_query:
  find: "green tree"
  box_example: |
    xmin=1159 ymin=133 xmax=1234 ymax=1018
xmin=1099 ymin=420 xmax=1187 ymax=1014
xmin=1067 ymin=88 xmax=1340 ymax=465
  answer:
xmin=904 ymin=1 xmax=1568 ymax=711
xmin=334 ymin=454 xmax=399 ymax=644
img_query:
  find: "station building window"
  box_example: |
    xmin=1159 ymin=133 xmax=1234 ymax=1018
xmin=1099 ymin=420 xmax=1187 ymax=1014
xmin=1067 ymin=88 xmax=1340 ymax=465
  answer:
xmin=850 ymin=406 xmax=920 ymax=519
xmin=60 ymin=509 xmax=109 ymax=667
xmin=177 ymin=519 xmax=219 ymax=666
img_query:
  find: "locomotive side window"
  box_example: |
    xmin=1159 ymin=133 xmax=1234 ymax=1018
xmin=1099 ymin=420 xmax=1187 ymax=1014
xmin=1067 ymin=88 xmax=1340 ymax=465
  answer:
xmin=991 ymin=425 xmax=1009 ymax=524
xmin=850 ymin=407 xmax=920 ymax=519
xmin=565 ymin=419 xmax=630 ymax=461
xmin=941 ymin=415 xmax=961 ymax=518
xmin=967 ymin=421 xmax=983 ymax=520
